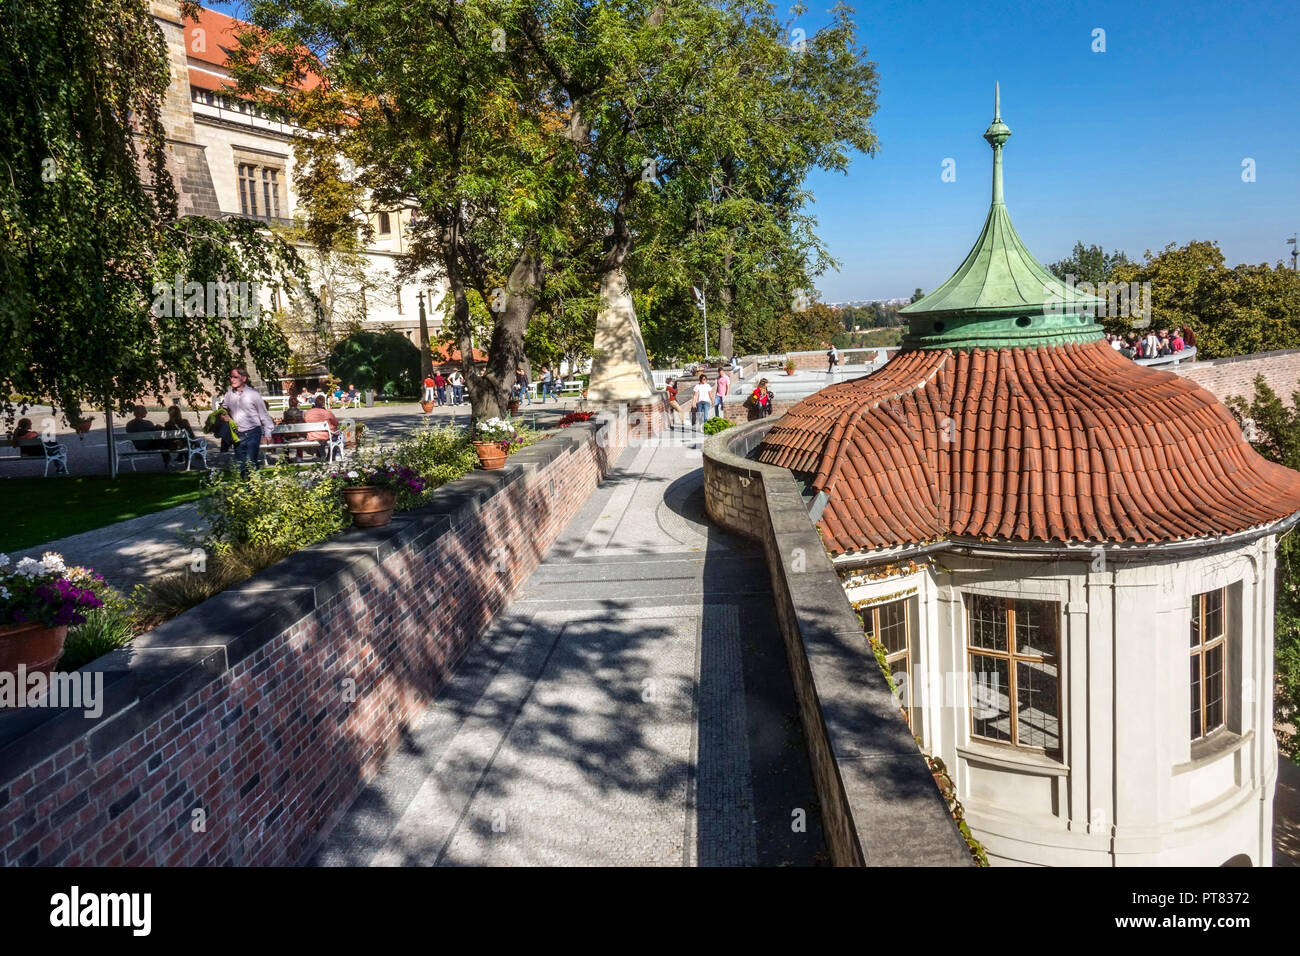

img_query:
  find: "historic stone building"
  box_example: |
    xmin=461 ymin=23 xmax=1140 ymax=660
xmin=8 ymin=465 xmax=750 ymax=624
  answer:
xmin=753 ymin=88 xmax=1300 ymax=866
xmin=148 ymin=2 xmax=447 ymax=382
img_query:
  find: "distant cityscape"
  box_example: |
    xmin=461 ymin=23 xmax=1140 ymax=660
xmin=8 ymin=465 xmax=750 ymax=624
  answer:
xmin=826 ymin=297 xmax=914 ymax=308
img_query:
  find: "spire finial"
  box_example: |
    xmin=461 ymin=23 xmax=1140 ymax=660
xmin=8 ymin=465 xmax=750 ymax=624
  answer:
xmin=983 ymin=84 xmax=1011 ymax=204
xmin=994 ymin=81 xmax=1000 ymax=121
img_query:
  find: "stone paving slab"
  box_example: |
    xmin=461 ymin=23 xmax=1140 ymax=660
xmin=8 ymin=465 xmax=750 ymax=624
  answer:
xmin=313 ymin=434 xmax=828 ymax=866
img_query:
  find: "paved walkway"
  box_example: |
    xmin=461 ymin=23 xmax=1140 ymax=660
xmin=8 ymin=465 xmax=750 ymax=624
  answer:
xmin=313 ymin=426 xmax=828 ymax=866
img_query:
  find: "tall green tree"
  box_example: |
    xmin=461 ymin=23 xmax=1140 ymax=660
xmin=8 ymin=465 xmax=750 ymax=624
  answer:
xmin=0 ymin=0 xmax=310 ymax=437
xmin=1047 ymin=240 xmax=1132 ymax=286
xmin=1224 ymin=377 xmax=1300 ymax=763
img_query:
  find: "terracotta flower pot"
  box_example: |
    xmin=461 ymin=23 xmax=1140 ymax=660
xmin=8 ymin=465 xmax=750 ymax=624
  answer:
xmin=508 ymin=400 xmax=520 ymax=415
xmin=342 ymin=485 xmax=396 ymax=528
xmin=74 ymin=418 xmax=94 ymax=434
xmin=420 ymin=400 xmax=435 ymax=413
xmin=472 ymin=440 xmax=508 ymax=471
xmin=0 ymin=622 xmax=69 ymax=682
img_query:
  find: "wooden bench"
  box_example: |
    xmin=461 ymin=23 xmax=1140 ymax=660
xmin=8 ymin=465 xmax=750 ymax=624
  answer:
xmin=0 ymin=439 xmax=69 ymax=477
xmin=265 ymin=421 xmax=352 ymax=463
xmin=114 ymin=430 xmax=208 ymax=472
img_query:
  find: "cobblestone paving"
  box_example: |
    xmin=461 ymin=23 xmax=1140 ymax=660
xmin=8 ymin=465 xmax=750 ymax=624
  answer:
xmin=315 ymin=428 xmax=828 ymax=866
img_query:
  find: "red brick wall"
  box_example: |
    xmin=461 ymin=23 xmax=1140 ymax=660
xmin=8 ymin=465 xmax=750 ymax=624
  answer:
xmin=0 ymin=420 xmax=636 ymax=866
xmin=1170 ymin=350 xmax=1300 ymax=407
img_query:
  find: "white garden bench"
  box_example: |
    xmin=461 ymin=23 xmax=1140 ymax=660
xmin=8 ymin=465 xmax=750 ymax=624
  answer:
xmin=114 ymin=430 xmax=209 ymax=472
xmin=0 ymin=439 xmax=69 ymax=477
xmin=265 ymin=421 xmax=352 ymax=463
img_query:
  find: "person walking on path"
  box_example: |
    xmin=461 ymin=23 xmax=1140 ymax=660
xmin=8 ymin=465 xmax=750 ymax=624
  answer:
xmin=691 ymin=374 xmax=713 ymax=428
xmin=714 ymin=369 xmax=730 ymax=417
xmin=423 ymin=375 xmax=436 ymax=403
xmin=826 ymin=342 xmax=839 ymax=374
xmin=450 ymin=369 xmax=466 ymax=405
xmin=222 ymin=367 xmax=275 ymax=477
xmin=434 ymin=371 xmax=448 ymax=406
xmin=541 ymin=367 xmax=558 ymax=403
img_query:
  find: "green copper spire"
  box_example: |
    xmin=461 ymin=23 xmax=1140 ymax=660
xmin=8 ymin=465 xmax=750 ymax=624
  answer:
xmin=900 ymin=84 xmax=1105 ymax=351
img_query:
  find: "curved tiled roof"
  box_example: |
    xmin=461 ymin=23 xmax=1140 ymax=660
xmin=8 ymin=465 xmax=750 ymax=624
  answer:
xmin=754 ymin=341 xmax=1300 ymax=555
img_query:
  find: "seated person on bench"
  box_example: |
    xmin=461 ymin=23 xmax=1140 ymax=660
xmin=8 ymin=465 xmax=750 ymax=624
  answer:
xmin=164 ymin=404 xmax=196 ymax=466
xmin=125 ymin=404 xmax=171 ymax=467
xmin=11 ymin=418 xmax=43 ymax=456
xmin=302 ymin=396 xmax=340 ymax=459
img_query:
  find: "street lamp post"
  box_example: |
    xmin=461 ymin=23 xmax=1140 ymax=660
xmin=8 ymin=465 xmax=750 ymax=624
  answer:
xmin=416 ymin=291 xmax=433 ymax=380
xmin=693 ymin=283 xmax=708 ymax=360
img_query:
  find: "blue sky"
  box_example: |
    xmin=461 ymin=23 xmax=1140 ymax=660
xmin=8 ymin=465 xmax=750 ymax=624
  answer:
xmin=204 ymin=0 xmax=1300 ymax=301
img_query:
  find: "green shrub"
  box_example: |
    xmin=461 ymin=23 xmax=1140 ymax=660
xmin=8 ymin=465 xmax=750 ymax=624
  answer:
xmin=388 ymin=424 xmax=479 ymax=495
xmin=702 ymin=417 xmax=735 ymax=435
xmin=57 ymin=606 xmax=135 ymax=672
xmin=199 ymin=462 xmax=348 ymax=551
xmin=131 ymin=541 xmax=295 ymax=627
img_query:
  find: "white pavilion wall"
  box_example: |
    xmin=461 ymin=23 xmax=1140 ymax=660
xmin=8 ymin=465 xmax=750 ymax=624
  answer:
xmin=841 ymin=536 xmax=1278 ymax=867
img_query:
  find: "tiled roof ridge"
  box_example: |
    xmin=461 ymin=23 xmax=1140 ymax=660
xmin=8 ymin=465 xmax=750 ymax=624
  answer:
xmin=755 ymin=339 xmax=1300 ymax=553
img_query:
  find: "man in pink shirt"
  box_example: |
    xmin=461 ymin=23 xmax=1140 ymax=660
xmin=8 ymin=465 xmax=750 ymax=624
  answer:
xmin=303 ymin=396 xmax=340 ymax=458
xmin=713 ymin=370 xmax=730 ymax=417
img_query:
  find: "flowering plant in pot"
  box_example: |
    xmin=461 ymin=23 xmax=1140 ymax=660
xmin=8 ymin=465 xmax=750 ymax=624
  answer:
xmin=471 ymin=417 xmax=515 ymax=470
xmin=0 ymin=552 xmax=104 ymax=678
xmin=332 ymin=462 xmax=427 ymax=527
xmin=783 ymin=359 xmax=796 ymax=375
xmin=74 ymin=416 xmax=95 ymax=434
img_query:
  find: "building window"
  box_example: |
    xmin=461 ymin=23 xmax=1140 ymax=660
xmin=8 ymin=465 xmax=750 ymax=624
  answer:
xmin=864 ymin=598 xmax=921 ymax=734
xmin=262 ymin=168 xmax=281 ymax=220
xmin=966 ymin=594 xmax=1060 ymax=753
xmin=1190 ymin=587 xmax=1227 ymax=741
xmin=238 ymin=162 xmax=284 ymax=220
xmin=378 ymin=211 xmax=391 ymax=235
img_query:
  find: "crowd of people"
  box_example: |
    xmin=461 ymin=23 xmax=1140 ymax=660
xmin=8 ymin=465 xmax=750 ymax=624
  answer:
xmin=422 ymin=370 xmax=467 ymax=406
xmin=664 ymin=369 xmax=773 ymax=428
xmin=1106 ymin=326 xmax=1195 ymax=361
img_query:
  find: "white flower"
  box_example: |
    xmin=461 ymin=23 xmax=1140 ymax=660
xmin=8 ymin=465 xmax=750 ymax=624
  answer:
xmin=0 ymin=553 xmax=9 ymax=569
xmin=0 ymin=585 xmax=9 ymax=600
xmin=13 ymin=557 xmax=44 ymax=578
xmin=347 ymin=471 xmax=359 ymax=479
xmin=40 ymin=552 xmax=66 ymax=574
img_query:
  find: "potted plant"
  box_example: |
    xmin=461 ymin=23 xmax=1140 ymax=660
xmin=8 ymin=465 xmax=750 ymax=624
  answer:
xmin=783 ymin=359 xmax=796 ymax=376
xmin=507 ymin=397 xmax=520 ymax=415
xmin=333 ymin=463 xmax=426 ymax=528
xmin=0 ymin=552 xmax=104 ymax=681
xmin=73 ymin=415 xmax=94 ymax=435
xmin=471 ymin=417 xmax=515 ymax=470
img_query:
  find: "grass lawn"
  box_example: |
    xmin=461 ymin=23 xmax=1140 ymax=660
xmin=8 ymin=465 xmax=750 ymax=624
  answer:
xmin=0 ymin=472 xmax=207 ymax=553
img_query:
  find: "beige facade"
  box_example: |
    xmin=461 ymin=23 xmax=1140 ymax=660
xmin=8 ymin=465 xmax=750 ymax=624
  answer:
xmin=151 ymin=2 xmax=447 ymax=382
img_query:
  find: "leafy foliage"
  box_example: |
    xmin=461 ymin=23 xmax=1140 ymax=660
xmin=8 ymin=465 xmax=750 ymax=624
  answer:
xmin=327 ymin=330 xmax=420 ymax=396
xmin=57 ymin=607 xmax=136 ymax=672
xmin=0 ymin=0 xmax=315 ymax=426
xmin=199 ymin=464 xmax=348 ymax=553
xmin=702 ymin=417 xmax=734 ymax=435
xmin=1224 ymin=376 xmax=1300 ymax=762
xmin=1047 ymin=240 xmax=1133 ymax=286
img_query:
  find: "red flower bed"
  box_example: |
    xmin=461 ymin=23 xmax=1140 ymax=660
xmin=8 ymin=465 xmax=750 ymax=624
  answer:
xmin=556 ymin=411 xmax=593 ymax=428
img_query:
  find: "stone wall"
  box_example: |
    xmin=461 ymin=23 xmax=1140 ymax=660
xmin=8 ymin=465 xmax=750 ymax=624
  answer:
xmin=1169 ymin=348 xmax=1300 ymax=407
xmin=0 ymin=418 xmax=633 ymax=866
xmin=702 ymin=421 xmax=973 ymax=867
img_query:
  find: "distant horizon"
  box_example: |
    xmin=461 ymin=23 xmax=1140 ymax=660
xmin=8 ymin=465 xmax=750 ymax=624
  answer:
xmin=200 ymin=0 xmax=1300 ymax=304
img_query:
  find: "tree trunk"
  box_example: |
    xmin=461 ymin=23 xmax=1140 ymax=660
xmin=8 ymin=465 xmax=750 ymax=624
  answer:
xmin=472 ymin=243 xmax=542 ymax=420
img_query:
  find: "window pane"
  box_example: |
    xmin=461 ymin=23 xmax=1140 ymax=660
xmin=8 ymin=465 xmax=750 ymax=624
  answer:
xmin=969 ymin=594 xmax=1007 ymax=652
xmin=1014 ymin=599 xmax=1057 ymax=658
xmin=1190 ymin=654 xmax=1202 ymax=739
xmin=892 ymin=656 xmax=910 ymax=721
xmin=970 ymin=654 xmax=1011 ymax=743
xmin=1204 ymin=644 xmax=1224 ymax=733
xmin=1016 ymin=657 xmax=1059 ymax=750
xmin=1190 ymin=597 xmax=1201 ymax=648
xmin=877 ymin=600 xmax=908 ymax=656
xmin=1205 ymin=589 xmax=1224 ymax=640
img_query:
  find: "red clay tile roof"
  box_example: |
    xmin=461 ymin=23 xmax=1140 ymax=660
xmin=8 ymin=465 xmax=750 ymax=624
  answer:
xmin=755 ymin=341 xmax=1300 ymax=554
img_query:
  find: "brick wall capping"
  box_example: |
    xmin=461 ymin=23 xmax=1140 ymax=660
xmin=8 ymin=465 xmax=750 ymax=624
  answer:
xmin=702 ymin=419 xmax=974 ymax=866
xmin=0 ymin=421 xmax=605 ymax=787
